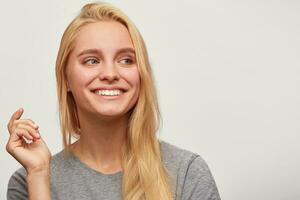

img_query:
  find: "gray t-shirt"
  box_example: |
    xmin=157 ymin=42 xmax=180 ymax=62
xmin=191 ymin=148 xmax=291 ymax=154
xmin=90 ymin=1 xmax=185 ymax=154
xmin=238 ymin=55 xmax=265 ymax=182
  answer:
xmin=7 ymin=140 xmax=221 ymax=200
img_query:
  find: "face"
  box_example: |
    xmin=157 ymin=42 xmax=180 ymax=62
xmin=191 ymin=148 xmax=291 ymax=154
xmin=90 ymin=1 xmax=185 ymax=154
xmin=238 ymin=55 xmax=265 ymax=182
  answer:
xmin=66 ymin=21 xmax=140 ymax=120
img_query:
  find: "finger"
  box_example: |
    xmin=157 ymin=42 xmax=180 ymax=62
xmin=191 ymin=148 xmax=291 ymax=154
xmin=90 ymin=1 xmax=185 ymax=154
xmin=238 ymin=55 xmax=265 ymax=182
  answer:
xmin=6 ymin=128 xmax=25 ymax=147
xmin=15 ymin=129 xmax=33 ymax=141
xmin=9 ymin=119 xmax=38 ymax=136
xmin=18 ymin=119 xmax=39 ymax=129
xmin=11 ymin=107 xmax=24 ymax=121
xmin=7 ymin=108 xmax=24 ymax=131
xmin=17 ymin=124 xmax=40 ymax=139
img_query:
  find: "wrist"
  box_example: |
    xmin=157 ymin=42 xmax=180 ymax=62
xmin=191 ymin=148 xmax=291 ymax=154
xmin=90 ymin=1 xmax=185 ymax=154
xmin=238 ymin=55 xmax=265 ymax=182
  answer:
xmin=26 ymin=164 xmax=50 ymax=176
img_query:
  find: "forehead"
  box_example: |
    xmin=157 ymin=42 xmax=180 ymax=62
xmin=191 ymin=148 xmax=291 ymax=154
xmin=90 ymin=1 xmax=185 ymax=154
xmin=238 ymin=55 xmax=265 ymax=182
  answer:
xmin=73 ymin=21 xmax=134 ymax=52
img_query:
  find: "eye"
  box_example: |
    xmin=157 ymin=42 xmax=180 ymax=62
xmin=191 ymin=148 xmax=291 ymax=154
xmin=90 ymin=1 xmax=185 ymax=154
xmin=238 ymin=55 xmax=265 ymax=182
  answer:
xmin=119 ymin=58 xmax=134 ymax=65
xmin=83 ymin=58 xmax=99 ymax=65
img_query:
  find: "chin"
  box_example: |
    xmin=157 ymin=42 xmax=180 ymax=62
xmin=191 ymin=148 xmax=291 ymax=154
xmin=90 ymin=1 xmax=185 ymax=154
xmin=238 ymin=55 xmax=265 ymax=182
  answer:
xmin=95 ymin=108 xmax=127 ymax=119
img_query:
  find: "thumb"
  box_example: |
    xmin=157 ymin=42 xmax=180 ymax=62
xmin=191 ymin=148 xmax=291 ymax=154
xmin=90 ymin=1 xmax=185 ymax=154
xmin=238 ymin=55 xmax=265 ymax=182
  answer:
xmin=8 ymin=108 xmax=24 ymax=131
xmin=11 ymin=108 xmax=24 ymax=121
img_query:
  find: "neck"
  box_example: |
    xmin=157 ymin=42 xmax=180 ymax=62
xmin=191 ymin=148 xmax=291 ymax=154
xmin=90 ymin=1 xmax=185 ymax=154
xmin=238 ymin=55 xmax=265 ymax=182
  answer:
xmin=70 ymin=109 xmax=130 ymax=174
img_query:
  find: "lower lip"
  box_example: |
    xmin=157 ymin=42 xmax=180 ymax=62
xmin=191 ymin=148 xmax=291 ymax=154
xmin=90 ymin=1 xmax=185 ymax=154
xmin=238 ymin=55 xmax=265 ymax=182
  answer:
xmin=93 ymin=92 xmax=124 ymax=100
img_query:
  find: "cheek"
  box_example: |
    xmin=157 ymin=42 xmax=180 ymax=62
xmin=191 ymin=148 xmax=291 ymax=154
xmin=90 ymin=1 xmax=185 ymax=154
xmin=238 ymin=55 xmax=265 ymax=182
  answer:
xmin=67 ymin=65 xmax=96 ymax=90
xmin=132 ymin=71 xmax=141 ymax=90
xmin=120 ymin=68 xmax=140 ymax=89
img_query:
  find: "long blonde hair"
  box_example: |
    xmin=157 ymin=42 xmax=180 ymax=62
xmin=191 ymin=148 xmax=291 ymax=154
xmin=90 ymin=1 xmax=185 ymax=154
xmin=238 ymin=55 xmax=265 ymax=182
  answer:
xmin=55 ymin=2 xmax=173 ymax=200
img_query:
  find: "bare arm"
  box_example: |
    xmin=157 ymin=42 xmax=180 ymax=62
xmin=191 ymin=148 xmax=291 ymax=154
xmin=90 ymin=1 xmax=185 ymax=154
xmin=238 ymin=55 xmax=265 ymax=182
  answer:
xmin=27 ymin=167 xmax=51 ymax=200
xmin=6 ymin=108 xmax=52 ymax=200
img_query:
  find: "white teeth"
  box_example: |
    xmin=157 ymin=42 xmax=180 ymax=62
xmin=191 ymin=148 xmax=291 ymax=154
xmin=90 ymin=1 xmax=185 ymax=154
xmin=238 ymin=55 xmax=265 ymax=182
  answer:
xmin=94 ymin=89 xmax=121 ymax=96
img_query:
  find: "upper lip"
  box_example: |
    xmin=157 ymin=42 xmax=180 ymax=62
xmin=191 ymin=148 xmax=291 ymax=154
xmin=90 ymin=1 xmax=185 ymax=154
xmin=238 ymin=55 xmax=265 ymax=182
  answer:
xmin=92 ymin=86 xmax=128 ymax=92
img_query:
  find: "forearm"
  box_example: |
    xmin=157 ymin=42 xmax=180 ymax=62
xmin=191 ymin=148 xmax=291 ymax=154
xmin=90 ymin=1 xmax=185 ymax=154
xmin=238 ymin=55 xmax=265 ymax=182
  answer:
xmin=26 ymin=167 xmax=51 ymax=200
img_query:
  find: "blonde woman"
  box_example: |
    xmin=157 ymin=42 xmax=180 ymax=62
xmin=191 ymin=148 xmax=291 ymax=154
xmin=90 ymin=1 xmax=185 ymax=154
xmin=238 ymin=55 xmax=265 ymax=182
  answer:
xmin=6 ymin=2 xmax=220 ymax=200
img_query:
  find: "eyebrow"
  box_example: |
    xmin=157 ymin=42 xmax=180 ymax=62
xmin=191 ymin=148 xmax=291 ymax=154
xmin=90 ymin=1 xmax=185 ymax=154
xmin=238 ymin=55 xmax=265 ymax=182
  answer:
xmin=77 ymin=47 xmax=136 ymax=57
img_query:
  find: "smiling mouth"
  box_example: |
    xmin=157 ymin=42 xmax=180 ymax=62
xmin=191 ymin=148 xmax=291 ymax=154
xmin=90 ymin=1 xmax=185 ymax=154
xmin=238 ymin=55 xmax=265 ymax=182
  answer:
xmin=93 ymin=89 xmax=125 ymax=96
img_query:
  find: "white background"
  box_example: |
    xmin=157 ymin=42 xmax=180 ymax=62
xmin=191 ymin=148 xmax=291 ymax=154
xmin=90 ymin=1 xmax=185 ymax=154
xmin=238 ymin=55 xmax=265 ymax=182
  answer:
xmin=0 ymin=0 xmax=299 ymax=199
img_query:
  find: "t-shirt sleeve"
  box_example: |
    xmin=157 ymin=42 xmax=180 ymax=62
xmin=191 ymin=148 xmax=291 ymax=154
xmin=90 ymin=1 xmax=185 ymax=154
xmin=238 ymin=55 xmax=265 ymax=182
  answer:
xmin=181 ymin=155 xmax=221 ymax=200
xmin=7 ymin=167 xmax=28 ymax=200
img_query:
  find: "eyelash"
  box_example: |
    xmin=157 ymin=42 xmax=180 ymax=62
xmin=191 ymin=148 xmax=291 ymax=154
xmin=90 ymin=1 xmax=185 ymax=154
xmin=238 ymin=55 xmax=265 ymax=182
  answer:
xmin=83 ymin=58 xmax=99 ymax=65
xmin=83 ymin=57 xmax=135 ymax=65
xmin=119 ymin=58 xmax=134 ymax=65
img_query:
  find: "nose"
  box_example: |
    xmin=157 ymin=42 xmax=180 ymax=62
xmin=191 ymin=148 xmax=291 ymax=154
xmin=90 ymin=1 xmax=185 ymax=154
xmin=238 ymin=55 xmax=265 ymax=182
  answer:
xmin=98 ymin=61 xmax=120 ymax=82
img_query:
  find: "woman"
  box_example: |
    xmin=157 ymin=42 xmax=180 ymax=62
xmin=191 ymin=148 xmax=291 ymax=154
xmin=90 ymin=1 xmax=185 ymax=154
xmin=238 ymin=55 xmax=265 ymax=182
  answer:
xmin=6 ymin=2 xmax=220 ymax=200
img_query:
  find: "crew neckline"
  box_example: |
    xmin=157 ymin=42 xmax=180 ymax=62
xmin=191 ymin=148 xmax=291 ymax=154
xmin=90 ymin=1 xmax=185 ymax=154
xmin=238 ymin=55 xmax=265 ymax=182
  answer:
xmin=68 ymin=150 xmax=123 ymax=178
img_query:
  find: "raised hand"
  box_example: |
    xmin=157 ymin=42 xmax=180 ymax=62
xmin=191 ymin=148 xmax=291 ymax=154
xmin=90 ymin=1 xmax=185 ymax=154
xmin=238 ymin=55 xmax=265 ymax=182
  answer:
xmin=6 ymin=108 xmax=51 ymax=174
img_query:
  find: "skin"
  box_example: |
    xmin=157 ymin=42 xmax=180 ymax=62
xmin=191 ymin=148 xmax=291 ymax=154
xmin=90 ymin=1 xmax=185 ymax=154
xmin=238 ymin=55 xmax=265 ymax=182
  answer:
xmin=67 ymin=21 xmax=140 ymax=173
xmin=6 ymin=108 xmax=51 ymax=200
xmin=6 ymin=21 xmax=140 ymax=199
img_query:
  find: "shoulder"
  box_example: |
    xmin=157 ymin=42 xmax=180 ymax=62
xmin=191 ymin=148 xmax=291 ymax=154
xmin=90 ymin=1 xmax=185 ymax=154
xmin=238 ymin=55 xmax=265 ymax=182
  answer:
xmin=159 ymin=140 xmax=207 ymax=173
xmin=159 ymin=140 xmax=221 ymax=200
xmin=7 ymin=167 xmax=27 ymax=200
xmin=7 ymin=150 xmax=68 ymax=200
xmin=50 ymin=149 xmax=72 ymax=170
xmin=6 ymin=167 xmax=28 ymax=200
